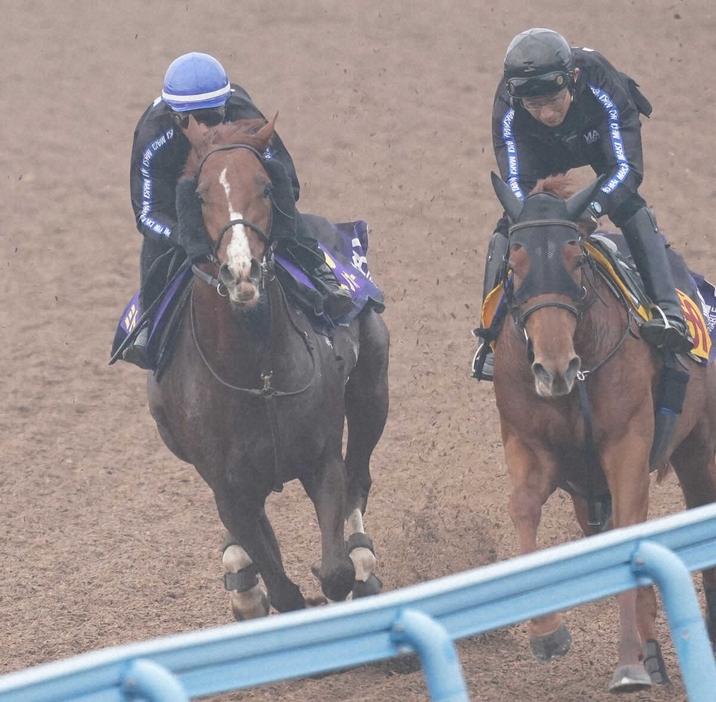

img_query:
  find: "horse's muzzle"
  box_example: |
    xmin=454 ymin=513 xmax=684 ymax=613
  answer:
xmin=218 ymin=260 xmax=263 ymax=306
xmin=532 ymin=355 xmax=581 ymax=397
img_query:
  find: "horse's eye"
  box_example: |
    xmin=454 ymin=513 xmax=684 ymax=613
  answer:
xmin=262 ymin=183 xmax=273 ymax=199
xmin=575 ymin=253 xmax=589 ymax=268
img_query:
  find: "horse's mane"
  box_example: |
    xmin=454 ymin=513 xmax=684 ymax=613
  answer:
xmin=183 ymin=118 xmax=270 ymax=177
xmin=531 ymin=174 xmax=573 ymax=200
xmin=532 ymin=174 xmax=596 ymax=236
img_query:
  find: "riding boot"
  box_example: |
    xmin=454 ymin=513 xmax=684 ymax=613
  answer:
xmin=473 ymin=231 xmax=509 ymax=381
xmin=287 ymin=234 xmax=354 ymax=320
xmin=121 ymin=325 xmax=150 ymax=369
xmin=620 ymin=207 xmax=693 ymax=353
xmin=307 ymin=259 xmax=354 ymax=319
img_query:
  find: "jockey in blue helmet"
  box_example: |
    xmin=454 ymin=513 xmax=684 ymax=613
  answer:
xmin=123 ymin=52 xmax=352 ymax=368
xmin=161 ymin=52 xmax=231 ymax=123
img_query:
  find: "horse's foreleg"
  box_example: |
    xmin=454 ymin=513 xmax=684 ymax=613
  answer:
xmin=303 ymin=459 xmax=355 ymax=603
xmin=221 ymin=534 xmax=270 ymax=621
xmin=671 ymin=446 xmax=716 ymax=643
xmin=602 ymin=433 xmax=652 ymax=692
xmin=503 ymin=432 xmax=569 ymax=660
xmin=215 ymin=493 xmax=305 ymax=614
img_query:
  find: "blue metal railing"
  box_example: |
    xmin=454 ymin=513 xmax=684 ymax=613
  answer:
xmin=3 ymin=504 xmax=716 ymax=702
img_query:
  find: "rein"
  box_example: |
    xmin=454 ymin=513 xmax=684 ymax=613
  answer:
xmin=188 ymin=140 xmax=318 ymax=492
xmin=188 ymin=282 xmax=317 ymax=399
xmin=188 ymin=280 xmax=318 ymax=494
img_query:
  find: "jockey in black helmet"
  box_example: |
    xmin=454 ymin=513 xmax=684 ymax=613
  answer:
xmin=474 ymin=28 xmax=692 ymax=381
xmin=123 ymin=52 xmax=352 ymax=368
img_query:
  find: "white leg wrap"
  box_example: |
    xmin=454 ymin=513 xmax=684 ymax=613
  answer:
xmin=346 ymin=508 xmax=376 ymax=582
xmin=222 ymin=545 xmax=268 ymax=620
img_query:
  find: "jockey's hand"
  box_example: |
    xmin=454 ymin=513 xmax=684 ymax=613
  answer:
xmin=174 ymin=176 xmax=214 ymax=262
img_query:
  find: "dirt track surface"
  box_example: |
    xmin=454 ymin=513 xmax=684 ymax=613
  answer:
xmin=2 ymin=2 xmax=715 ymax=700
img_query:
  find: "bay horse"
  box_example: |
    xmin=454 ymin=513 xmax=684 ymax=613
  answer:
xmin=488 ymin=172 xmax=716 ymax=692
xmin=147 ymin=116 xmax=389 ymax=619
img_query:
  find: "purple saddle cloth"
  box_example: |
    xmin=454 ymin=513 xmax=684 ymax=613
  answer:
xmin=111 ymin=219 xmax=384 ymax=364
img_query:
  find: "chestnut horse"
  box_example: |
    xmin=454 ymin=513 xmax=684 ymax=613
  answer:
xmin=147 ymin=117 xmax=389 ymax=619
xmin=488 ymin=172 xmax=716 ymax=692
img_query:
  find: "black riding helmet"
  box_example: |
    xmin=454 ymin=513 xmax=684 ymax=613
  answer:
xmin=504 ymin=28 xmax=575 ymax=99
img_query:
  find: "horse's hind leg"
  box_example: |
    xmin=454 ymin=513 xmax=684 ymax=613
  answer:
xmin=215 ymin=492 xmax=305 ymax=615
xmin=343 ymin=311 xmax=389 ymax=597
xmin=345 ymin=311 xmax=389 ymax=513
xmin=302 ymin=457 xmax=356 ymax=603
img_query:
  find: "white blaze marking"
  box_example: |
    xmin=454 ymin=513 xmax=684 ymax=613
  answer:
xmin=220 ymin=167 xmax=251 ymax=277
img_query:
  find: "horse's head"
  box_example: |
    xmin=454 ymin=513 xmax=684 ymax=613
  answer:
xmin=183 ymin=116 xmax=278 ymax=308
xmin=491 ymin=172 xmax=603 ymax=397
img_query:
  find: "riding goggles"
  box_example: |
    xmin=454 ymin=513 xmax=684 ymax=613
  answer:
xmin=506 ymin=71 xmax=572 ymax=99
xmin=172 ymin=104 xmax=227 ymax=129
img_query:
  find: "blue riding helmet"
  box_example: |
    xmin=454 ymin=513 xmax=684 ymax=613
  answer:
xmin=161 ymin=52 xmax=231 ymax=112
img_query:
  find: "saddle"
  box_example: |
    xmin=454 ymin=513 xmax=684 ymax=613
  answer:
xmin=110 ymin=219 xmax=385 ymax=373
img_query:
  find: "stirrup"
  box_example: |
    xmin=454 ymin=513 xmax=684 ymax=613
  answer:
xmin=640 ymin=307 xmax=693 ymax=354
xmin=471 ymin=340 xmax=494 ymax=382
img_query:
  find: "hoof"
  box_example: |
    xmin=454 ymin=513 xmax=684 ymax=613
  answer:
xmin=643 ymin=639 xmax=671 ymax=685
xmin=305 ymin=595 xmax=329 ymax=607
xmin=608 ymin=664 xmax=652 ymax=693
xmin=312 ymin=557 xmax=355 ymax=602
xmin=352 ymin=573 xmax=382 ymax=599
xmin=229 ymin=590 xmax=270 ymax=621
xmin=529 ymin=622 xmax=572 ymax=661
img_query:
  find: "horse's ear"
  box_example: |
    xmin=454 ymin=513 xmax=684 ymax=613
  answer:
xmin=255 ymin=113 xmax=278 ymax=148
xmin=565 ymin=175 xmax=607 ymax=221
xmin=491 ymin=171 xmax=523 ymax=223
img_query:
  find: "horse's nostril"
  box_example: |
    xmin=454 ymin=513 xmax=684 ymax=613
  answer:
xmin=567 ymin=356 xmax=582 ymax=380
xmin=218 ymin=263 xmax=235 ymax=287
xmin=532 ymin=362 xmax=551 ymax=385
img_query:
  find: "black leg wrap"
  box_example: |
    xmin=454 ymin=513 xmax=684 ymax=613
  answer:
xmin=224 ymin=563 xmax=259 ymax=593
xmin=643 ymin=639 xmax=672 ymax=685
xmin=650 ymin=353 xmax=690 ymax=469
xmin=346 ymin=532 xmax=375 ymax=554
xmin=352 ymin=573 xmax=382 ymax=598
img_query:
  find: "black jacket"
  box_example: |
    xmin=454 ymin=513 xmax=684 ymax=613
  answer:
xmin=492 ymin=47 xmax=651 ymax=227
xmin=130 ymin=83 xmax=300 ymax=243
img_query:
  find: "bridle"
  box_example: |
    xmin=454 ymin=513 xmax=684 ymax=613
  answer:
xmin=190 ymin=143 xmax=274 ymax=295
xmin=505 ymin=224 xmax=634 ymax=379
